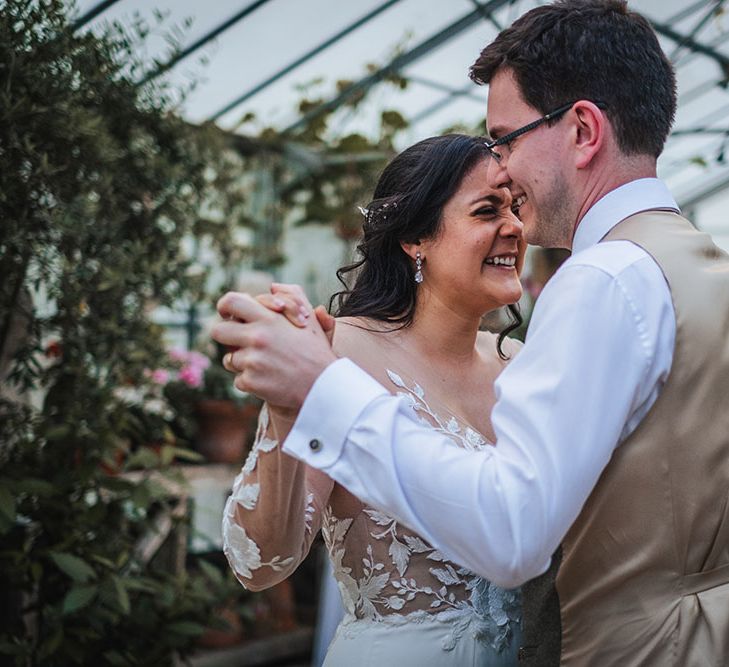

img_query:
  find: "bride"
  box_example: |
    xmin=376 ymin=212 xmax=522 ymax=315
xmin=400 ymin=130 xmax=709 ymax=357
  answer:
xmin=221 ymin=134 xmax=525 ymax=665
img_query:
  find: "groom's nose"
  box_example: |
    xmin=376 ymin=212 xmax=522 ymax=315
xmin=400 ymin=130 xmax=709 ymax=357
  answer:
xmin=486 ymin=154 xmax=510 ymax=191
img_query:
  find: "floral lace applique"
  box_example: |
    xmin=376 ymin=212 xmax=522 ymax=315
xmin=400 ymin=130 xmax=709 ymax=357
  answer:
xmin=386 ymin=369 xmax=491 ymax=451
xmin=323 ymin=505 xmax=520 ymax=652
xmin=223 ymin=405 xmax=294 ymax=582
xmin=304 ymin=492 xmax=316 ymax=534
xmin=222 ymin=374 xmax=521 ymax=654
xmin=241 ymin=404 xmax=278 ymax=475
xmin=320 ymin=370 xmax=521 ymax=653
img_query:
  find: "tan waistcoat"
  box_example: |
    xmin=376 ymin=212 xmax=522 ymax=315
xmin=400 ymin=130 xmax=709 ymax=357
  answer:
xmin=552 ymin=211 xmax=729 ymax=665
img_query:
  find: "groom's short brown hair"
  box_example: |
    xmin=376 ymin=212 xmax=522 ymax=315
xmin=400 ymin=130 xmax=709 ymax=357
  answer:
xmin=470 ymin=0 xmax=676 ymax=158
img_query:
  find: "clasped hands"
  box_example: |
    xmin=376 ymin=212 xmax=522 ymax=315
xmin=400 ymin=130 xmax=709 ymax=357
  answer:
xmin=211 ymin=283 xmax=337 ymax=412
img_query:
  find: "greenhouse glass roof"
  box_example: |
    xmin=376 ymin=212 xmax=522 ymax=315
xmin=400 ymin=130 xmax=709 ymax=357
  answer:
xmin=73 ymin=0 xmax=729 ymax=213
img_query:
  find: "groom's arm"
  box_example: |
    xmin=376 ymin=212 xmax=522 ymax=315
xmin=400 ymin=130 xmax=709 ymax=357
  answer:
xmin=280 ymin=248 xmax=675 ymax=587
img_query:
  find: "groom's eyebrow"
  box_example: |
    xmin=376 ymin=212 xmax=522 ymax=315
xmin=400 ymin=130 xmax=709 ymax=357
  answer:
xmin=486 ymin=122 xmax=508 ymax=140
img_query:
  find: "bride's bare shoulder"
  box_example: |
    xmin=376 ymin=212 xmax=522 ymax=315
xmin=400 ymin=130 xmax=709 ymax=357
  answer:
xmin=332 ymin=316 xmax=392 ymax=357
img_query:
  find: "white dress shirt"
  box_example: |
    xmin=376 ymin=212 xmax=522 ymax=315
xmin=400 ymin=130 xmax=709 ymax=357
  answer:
xmin=283 ymin=178 xmax=677 ymax=588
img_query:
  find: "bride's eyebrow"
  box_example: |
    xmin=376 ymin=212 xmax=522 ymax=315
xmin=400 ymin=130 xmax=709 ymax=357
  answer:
xmin=469 ymin=194 xmax=503 ymax=208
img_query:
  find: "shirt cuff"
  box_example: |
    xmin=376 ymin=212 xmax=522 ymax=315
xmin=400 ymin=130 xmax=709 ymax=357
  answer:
xmin=282 ymin=357 xmax=389 ymax=469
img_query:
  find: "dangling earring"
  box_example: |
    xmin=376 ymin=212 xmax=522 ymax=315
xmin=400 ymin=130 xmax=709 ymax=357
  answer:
xmin=414 ymin=251 xmax=424 ymax=284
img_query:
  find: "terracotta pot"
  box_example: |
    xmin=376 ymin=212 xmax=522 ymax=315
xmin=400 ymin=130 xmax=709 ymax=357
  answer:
xmin=195 ymin=399 xmax=259 ymax=464
xmin=198 ymin=604 xmax=244 ymax=649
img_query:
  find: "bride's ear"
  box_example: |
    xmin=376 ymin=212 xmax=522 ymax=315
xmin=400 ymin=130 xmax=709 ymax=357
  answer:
xmin=400 ymin=241 xmax=421 ymax=262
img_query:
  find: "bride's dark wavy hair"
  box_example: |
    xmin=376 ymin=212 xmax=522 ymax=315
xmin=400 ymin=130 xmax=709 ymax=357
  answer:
xmin=329 ymin=134 xmax=522 ymax=359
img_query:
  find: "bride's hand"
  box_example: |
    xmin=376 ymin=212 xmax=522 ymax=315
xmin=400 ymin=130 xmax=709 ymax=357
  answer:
xmin=256 ymin=283 xmax=336 ymax=344
xmin=214 ymin=291 xmax=337 ymax=409
xmin=255 ymin=292 xmax=309 ymax=327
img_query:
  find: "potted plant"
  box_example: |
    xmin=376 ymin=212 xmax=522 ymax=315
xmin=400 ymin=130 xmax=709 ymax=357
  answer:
xmin=148 ymin=344 xmax=262 ymax=465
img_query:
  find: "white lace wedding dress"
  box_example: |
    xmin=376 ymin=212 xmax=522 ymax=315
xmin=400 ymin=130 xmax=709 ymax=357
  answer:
xmin=222 ymin=369 xmax=521 ymax=666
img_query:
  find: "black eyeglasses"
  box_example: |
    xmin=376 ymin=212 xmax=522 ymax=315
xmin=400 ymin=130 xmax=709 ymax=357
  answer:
xmin=485 ymin=100 xmax=607 ymax=162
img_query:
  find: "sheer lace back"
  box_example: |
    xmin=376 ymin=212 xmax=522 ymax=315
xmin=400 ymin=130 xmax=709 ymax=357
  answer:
xmin=222 ymin=366 xmax=520 ymax=654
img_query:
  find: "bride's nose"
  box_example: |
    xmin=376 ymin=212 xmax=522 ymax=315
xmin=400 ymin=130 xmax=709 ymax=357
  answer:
xmin=500 ymin=206 xmax=523 ymax=238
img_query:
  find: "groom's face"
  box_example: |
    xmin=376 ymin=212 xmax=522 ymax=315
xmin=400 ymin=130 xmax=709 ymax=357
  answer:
xmin=485 ymin=68 xmax=575 ymax=250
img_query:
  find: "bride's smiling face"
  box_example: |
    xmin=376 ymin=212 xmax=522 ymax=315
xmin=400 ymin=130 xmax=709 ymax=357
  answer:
xmin=415 ymin=160 xmax=525 ymax=315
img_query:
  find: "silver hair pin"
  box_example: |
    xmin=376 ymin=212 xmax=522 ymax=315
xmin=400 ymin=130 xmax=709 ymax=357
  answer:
xmin=358 ymin=200 xmax=398 ymax=224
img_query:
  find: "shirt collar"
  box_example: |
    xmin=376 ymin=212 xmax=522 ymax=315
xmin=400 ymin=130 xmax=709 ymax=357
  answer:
xmin=572 ymin=178 xmax=680 ymax=254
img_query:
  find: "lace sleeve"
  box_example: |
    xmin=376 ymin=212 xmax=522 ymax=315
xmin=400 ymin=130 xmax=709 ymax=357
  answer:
xmin=222 ymin=404 xmax=334 ymax=591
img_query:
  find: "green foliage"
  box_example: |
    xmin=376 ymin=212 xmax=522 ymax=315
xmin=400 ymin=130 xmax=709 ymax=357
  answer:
xmin=234 ymin=64 xmax=414 ymax=245
xmin=0 ymin=2 xmax=252 ymax=664
xmin=0 ymin=2 xmax=423 ymax=663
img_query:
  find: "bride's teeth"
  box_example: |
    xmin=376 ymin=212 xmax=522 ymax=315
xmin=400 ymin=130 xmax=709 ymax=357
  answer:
xmin=485 ymin=256 xmax=516 ymax=266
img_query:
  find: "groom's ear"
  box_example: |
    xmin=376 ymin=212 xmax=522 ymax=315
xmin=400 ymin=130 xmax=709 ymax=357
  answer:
xmin=571 ymin=100 xmax=605 ymax=169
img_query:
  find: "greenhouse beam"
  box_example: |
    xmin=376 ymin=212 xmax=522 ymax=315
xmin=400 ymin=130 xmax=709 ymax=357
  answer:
xmin=407 ymin=75 xmax=485 ymax=105
xmin=651 ymin=20 xmax=729 ymax=81
xmin=282 ymin=0 xmax=513 ymax=135
xmin=209 ymin=0 xmax=404 ymax=123
xmin=409 ymin=84 xmax=484 ymax=127
xmin=470 ymin=0 xmax=503 ymax=31
xmin=668 ymin=0 xmax=725 ymax=62
xmin=136 ymin=0 xmax=275 ymax=86
xmin=72 ymin=0 xmax=124 ymax=31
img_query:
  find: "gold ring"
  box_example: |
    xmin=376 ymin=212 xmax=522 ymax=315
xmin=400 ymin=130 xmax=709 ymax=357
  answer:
xmin=224 ymin=351 xmax=234 ymax=369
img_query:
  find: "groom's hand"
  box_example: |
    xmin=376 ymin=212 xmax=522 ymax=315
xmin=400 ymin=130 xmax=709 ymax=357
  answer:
xmin=212 ymin=290 xmax=337 ymax=409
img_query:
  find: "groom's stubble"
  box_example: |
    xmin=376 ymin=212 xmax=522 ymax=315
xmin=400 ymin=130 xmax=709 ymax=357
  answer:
xmin=524 ymin=169 xmax=574 ymax=250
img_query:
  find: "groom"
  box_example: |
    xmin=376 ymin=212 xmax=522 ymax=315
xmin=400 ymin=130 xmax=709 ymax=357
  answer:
xmin=213 ymin=1 xmax=729 ymax=664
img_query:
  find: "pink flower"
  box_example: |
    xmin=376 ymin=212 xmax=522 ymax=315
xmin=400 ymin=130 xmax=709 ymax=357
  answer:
xmin=150 ymin=369 xmax=170 ymax=385
xmin=186 ymin=351 xmax=211 ymax=370
xmin=168 ymin=348 xmax=188 ymax=362
xmin=178 ymin=364 xmax=204 ymax=388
